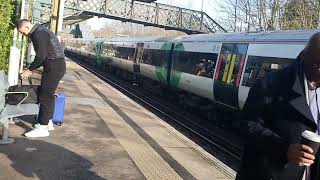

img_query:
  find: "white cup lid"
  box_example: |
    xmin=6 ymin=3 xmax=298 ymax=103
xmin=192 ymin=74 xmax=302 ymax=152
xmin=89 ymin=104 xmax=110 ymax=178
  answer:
xmin=302 ymin=130 xmax=320 ymax=143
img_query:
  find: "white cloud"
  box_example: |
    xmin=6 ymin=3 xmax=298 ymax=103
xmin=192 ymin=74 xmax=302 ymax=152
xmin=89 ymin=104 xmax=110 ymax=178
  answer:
xmin=86 ymin=17 xmax=108 ymax=30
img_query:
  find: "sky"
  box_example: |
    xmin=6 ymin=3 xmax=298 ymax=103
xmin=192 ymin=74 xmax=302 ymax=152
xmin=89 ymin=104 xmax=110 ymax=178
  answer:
xmin=156 ymin=0 xmax=221 ymax=17
xmin=87 ymin=0 xmax=223 ymax=30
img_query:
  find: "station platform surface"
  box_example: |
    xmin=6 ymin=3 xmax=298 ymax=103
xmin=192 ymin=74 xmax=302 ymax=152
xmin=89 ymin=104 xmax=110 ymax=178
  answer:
xmin=0 ymin=60 xmax=236 ymax=180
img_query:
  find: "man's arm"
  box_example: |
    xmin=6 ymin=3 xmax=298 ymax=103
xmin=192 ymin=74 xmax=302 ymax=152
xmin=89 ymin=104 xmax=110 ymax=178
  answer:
xmin=28 ymin=31 xmax=50 ymax=71
xmin=241 ymin=77 xmax=290 ymax=168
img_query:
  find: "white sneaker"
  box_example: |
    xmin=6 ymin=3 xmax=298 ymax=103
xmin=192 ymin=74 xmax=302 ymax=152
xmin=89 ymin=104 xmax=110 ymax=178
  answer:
xmin=34 ymin=120 xmax=54 ymax=131
xmin=25 ymin=125 xmax=49 ymax=138
xmin=48 ymin=120 xmax=54 ymax=131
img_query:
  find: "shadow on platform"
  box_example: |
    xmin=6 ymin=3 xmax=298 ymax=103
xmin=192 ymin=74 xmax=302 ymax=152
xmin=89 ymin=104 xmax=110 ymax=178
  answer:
xmin=0 ymin=137 xmax=106 ymax=180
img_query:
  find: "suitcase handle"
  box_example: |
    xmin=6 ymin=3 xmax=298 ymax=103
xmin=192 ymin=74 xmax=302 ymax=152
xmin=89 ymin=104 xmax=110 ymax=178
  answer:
xmin=18 ymin=77 xmax=33 ymax=87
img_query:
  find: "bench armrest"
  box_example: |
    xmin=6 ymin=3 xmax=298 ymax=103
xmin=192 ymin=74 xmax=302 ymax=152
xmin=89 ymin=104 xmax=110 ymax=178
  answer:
xmin=5 ymin=92 xmax=29 ymax=106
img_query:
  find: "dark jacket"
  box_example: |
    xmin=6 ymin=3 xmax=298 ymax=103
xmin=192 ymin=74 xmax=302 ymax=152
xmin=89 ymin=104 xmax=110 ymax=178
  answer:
xmin=236 ymin=58 xmax=320 ymax=180
xmin=28 ymin=24 xmax=65 ymax=71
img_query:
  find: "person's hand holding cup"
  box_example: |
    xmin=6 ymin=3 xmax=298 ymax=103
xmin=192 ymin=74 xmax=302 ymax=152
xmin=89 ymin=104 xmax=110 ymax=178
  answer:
xmin=287 ymin=130 xmax=320 ymax=166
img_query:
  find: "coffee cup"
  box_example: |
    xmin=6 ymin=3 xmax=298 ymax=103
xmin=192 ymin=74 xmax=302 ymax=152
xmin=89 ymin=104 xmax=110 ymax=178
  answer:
xmin=301 ymin=130 xmax=320 ymax=156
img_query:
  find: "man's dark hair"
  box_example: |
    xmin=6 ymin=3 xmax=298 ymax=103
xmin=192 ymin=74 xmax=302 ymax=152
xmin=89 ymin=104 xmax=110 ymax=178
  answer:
xmin=16 ymin=19 xmax=30 ymax=29
xmin=305 ymin=32 xmax=320 ymax=53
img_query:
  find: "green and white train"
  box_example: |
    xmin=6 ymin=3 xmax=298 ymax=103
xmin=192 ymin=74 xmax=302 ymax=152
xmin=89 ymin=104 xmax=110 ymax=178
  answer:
xmin=63 ymin=30 xmax=318 ymax=110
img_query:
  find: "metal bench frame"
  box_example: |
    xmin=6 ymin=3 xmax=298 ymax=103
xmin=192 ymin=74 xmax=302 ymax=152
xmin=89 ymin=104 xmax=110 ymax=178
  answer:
xmin=0 ymin=71 xmax=39 ymax=144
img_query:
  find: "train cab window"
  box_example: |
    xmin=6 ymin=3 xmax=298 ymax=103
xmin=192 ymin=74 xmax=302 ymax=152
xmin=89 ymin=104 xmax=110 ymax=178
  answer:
xmin=173 ymin=51 xmax=218 ymax=78
xmin=215 ymin=44 xmax=248 ymax=86
xmin=242 ymin=56 xmax=294 ymax=87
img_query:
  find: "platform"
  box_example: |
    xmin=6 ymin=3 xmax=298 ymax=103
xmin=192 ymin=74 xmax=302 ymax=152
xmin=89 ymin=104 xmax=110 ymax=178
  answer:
xmin=0 ymin=60 xmax=236 ymax=180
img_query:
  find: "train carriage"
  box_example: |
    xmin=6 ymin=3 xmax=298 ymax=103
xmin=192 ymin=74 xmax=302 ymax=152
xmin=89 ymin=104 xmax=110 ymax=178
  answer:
xmin=169 ymin=38 xmax=221 ymax=100
xmin=64 ymin=30 xmax=319 ymax=111
xmin=140 ymin=39 xmax=173 ymax=84
xmin=101 ymin=41 xmax=137 ymax=73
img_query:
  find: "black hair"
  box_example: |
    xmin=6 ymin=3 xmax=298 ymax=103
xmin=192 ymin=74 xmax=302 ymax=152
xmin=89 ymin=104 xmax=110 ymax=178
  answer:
xmin=16 ymin=19 xmax=30 ymax=29
xmin=305 ymin=32 xmax=320 ymax=52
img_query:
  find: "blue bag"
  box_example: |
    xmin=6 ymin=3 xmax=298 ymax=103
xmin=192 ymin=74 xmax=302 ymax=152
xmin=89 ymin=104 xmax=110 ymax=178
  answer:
xmin=52 ymin=93 xmax=66 ymax=126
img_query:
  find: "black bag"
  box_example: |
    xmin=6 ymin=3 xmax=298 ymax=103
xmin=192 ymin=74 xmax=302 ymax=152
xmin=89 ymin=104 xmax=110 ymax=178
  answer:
xmin=6 ymin=78 xmax=39 ymax=105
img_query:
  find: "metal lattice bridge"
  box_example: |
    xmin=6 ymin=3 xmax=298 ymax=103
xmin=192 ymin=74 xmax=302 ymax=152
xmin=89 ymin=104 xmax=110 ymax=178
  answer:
xmin=33 ymin=0 xmax=227 ymax=34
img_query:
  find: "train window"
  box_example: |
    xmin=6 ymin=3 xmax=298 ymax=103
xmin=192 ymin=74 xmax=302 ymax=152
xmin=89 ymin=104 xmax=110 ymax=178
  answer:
xmin=112 ymin=47 xmax=135 ymax=61
xmin=242 ymin=56 xmax=294 ymax=87
xmin=173 ymin=51 xmax=218 ymax=78
xmin=75 ymin=41 xmax=82 ymax=48
xmin=215 ymin=44 xmax=248 ymax=86
xmin=101 ymin=44 xmax=115 ymax=56
xmin=135 ymin=43 xmax=144 ymax=64
xmin=79 ymin=41 xmax=95 ymax=53
xmin=142 ymin=49 xmax=170 ymax=67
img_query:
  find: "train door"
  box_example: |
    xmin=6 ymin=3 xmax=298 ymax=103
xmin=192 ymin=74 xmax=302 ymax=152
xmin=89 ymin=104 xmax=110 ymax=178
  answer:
xmin=213 ymin=43 xmax=248 ymax=109
xmin=134 ymin=43 xmax=144 ymax=74
xmin=165 ymin=43 xmax=175 ymax=85
xmin=95 ymin=42 xmax=103 ymax=68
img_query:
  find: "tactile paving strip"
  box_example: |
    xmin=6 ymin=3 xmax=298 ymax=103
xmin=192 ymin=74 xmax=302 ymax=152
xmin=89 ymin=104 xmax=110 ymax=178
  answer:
xmin=95 ymin=106 xmax=182 ymax=180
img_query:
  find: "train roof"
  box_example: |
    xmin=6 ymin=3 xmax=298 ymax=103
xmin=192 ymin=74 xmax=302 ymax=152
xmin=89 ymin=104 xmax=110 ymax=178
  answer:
xmin=65 ymin=30 xmax=320 ymax=44
xmin=174 ymin=30 xmax=320 ymax=43
xmin=103 ymin=36 xmax=175 ymax=43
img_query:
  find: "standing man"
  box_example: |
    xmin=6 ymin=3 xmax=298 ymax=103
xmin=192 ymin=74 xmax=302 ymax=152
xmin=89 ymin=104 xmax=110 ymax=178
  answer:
xmin=16 ymin=19 xmax=66 ymax=138
xmin=236 ymin=32 xmax=320 ymax=180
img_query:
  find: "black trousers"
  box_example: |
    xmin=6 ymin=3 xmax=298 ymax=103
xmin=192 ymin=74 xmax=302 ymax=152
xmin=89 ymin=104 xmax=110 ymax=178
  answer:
xmin=38 ymin=59 xmax=66 ymax=125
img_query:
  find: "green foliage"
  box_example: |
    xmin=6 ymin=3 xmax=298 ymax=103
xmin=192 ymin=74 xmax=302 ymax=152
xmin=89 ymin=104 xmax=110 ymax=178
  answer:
xmin=0 ymin=0 xmax=15 ymax=73
xmin=281 ymin=0 xmax=320 ymax=30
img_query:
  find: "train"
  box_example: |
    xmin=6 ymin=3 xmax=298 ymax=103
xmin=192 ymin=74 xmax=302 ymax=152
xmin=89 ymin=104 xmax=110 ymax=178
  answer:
xmin=63 ymin=30 xmax=319 ymax=110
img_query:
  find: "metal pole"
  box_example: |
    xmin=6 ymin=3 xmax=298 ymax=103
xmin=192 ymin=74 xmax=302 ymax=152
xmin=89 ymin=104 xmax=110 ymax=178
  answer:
xmin=201 ymin=0 xmax=204 ymax=12
xmin=8 ymin=0 xmax=23 ymax=86
xmin=13 ymin=28 xmax=18 ymax=48
xmin=318 ymin=0 xmax=320 ymax=29
xmin=50 ymin=0 xmax=60 ymax=33
xmin=57 ymin=0 xmax=65 ymax=41
xmin=234 ymin=0 xmax=237 ymax=32
xmin=8 ymin=47 xmax=20 ymax=86
xmin=155 ymin=3 xmax=159 ymax=24
xmin=13 ymin=0 xmax=20 ymax=47
xmin=19 ymin=36 xmax=27 ymax=73
xmin=0 ymin=119 xmax=15 ymax=144
xmin=130 ymin=0 xmax=134 ymax=19
xmin=27 ymin=0 xmax=36 ymax=66
xmin=19 ymin=0 xmax=27 ymax=73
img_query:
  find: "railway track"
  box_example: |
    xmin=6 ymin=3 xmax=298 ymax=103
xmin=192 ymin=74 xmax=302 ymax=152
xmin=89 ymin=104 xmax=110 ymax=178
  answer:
xmin=68 ymin=56 xmax=243 ymax=169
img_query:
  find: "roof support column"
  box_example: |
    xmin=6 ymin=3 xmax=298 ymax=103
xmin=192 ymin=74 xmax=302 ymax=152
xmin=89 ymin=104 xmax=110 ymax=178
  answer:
xmin=50 ymin=0 xmax=65 ymax=40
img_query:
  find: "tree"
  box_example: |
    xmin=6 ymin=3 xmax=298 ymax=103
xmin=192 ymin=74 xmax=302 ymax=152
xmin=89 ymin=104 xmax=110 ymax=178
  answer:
xmin=281 ymin=0 xmax=320 ymax=30
xmin=218 ymin=0 xmax=320 ymax=31
xmin=218 ymin=0 xmax=285 ymax=31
